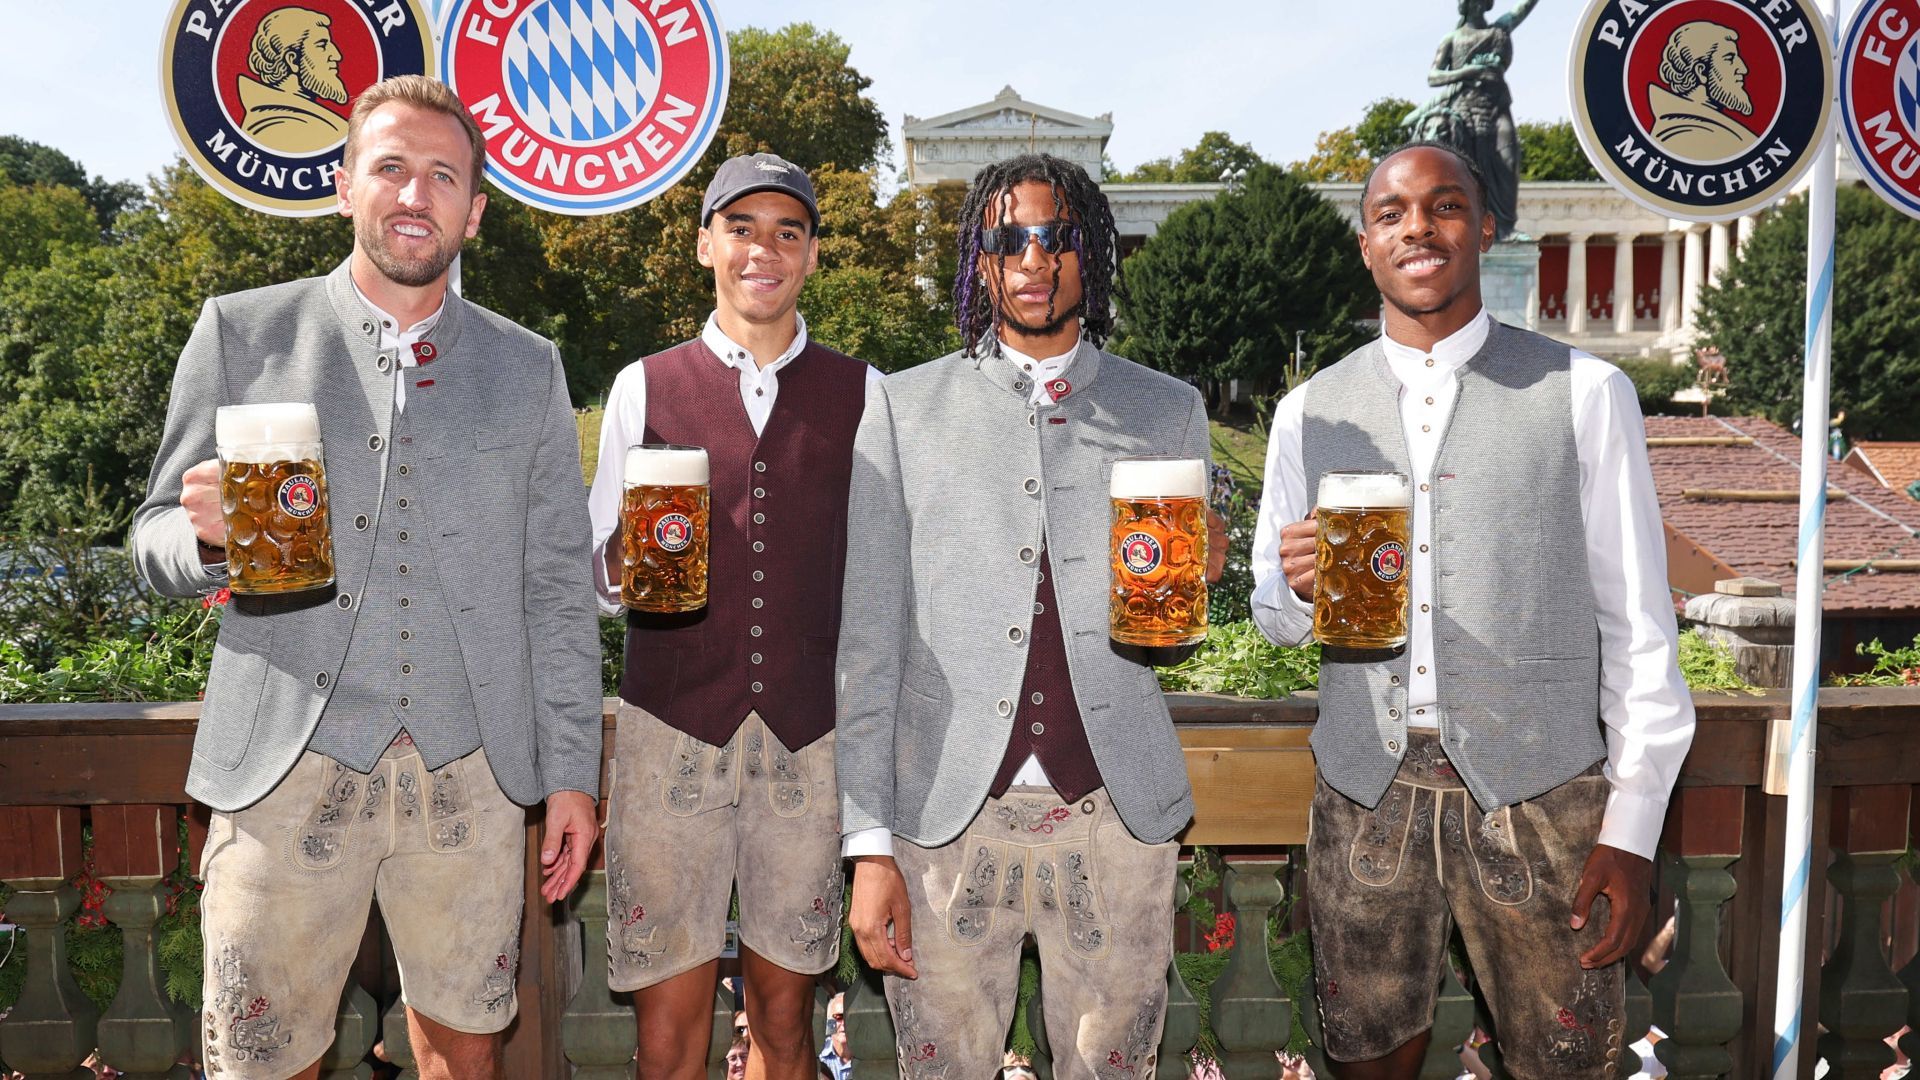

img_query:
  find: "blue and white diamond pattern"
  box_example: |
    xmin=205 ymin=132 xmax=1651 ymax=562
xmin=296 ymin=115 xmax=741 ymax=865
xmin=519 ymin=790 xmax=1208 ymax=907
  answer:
xmin=504 ymin=0 xmax=660 ymax=146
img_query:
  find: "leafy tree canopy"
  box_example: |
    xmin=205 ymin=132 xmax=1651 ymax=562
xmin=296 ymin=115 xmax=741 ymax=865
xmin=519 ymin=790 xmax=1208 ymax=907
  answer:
xmin=1698 ymin=186 xmax=1920 ymax=439
xmin=1115 ymin=164 xmax=1375 ymax=405
xmin=1115 ymin=132 xmax=1265 ymax=184
xmin=0 ymin=135 xmax=144 ymax=231
xmin=1291 ymin=98 xmax=1413 ymax=181
xmin=1517 ymin=120 xmax=1600 ymax=182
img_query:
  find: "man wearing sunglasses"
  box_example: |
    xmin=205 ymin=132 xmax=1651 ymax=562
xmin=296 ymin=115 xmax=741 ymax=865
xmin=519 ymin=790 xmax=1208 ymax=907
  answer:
xmin=588 ymin=153 xmax=881 ymax=1080
xmin=837 ymin=153 xmax=1224 ymax=1078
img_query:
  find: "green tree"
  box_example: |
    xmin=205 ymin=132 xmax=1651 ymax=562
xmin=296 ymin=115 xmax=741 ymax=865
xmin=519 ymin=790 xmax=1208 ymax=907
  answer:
xmin=1291 ymin=98 xmax=1414 ymax=181
xmin=1517 ymin=120 xmax=1600 ymax=181
xmin=717 ymin=25 xmax=889 ymax=173
xmin=1116 ymin=132 xmax=1265 ymax=184
xmin=1697 ymin=186 xmax=1920 ymax=439
xmin=0 ymin=136 xmax=143 ymax=231
xmin=0 ymin=183 xmax=97 ymax=271
xmin=1116 ymin=165 xmax=1375 ymax=410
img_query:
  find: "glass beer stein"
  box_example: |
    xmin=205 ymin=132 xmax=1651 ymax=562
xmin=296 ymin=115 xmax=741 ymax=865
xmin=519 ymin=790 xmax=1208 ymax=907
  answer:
xmin=1109 ymin=456 xmax=1209 ymax=647
xmin=622 ymin=444 xmax=710 ymax=613
xmin=1314 ymin=470 xmax=1413 ymax=649
xmin=215 ymin=402 xmax=335 ymax=594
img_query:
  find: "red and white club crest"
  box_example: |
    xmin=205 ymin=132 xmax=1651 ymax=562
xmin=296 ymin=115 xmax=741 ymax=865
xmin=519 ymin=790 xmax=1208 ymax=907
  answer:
xmin=438 ymin=0 xmax=729 ymax=215
xmin=1841 ymin=0 xmax=1920 ymax=218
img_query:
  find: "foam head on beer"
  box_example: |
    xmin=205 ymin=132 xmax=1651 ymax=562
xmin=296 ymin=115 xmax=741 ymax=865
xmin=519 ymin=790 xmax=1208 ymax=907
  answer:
xmin=215 ymin=402 xmax=322 ymax=463
xmin=624 ymin=444 xmax=710 ymax=487
xmin=1316 ymin=471 xmax=1412 ymax=510
xmin=1110 ymin=457 xmax=1206 ymax=500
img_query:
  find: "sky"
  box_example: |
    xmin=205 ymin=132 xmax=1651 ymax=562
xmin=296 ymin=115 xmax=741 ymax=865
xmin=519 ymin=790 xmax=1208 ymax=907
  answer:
xmin=0 ymin=0 xmax=1590 ymax=189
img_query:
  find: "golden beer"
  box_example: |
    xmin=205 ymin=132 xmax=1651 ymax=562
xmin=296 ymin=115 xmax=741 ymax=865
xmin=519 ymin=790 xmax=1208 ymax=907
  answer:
xmin=1109 ymin=457 xmax=1209 ymax=647
xmin=215 ymin=403 xmax=335 ymax=594
xmin=1314 ymin=471 xmax=1412 ymax=650
xmin=622 ymin=445 xmax=710 ymax=613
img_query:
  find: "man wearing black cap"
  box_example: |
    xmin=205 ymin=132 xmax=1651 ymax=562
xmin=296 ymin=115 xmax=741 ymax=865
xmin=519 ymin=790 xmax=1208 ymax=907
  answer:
xmin=587 ymin=152 xmax=879 ymax=1080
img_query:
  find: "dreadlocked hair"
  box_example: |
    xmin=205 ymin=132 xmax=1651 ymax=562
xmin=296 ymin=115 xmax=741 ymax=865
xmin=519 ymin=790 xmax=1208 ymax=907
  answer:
xmin=952 ymin=153 xmax=1121 ymax=359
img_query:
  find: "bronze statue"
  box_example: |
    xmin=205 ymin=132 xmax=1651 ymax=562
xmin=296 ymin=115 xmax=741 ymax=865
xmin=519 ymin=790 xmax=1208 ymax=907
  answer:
xmin=1406 ymin=0 xmax=1539 ymax=239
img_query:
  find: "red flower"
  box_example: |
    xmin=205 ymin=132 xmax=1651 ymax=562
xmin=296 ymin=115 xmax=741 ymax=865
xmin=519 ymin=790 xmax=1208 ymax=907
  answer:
xmin=812 ymin=897 xmax=827 ymax=914
xmin=1204 ymin=912 xmax=1236 ymax=952
xmin=495 ymin=953 xmax=510 ymax=971
xmin=1556 ymin=1007 xmax=1577 ymax=1028
xmin=247 ymin=997 xmax=271 ymax=1019
xmin=203 ymin=587 xmax=232 ymax=608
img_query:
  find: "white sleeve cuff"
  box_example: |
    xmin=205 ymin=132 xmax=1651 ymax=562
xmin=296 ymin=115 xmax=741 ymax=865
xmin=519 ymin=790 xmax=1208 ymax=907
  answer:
xmin=1595 ymin=786 xmax=1670 ymax=861
xmin=842 ymin=826 xmax=895 ymax=859
xmin=1250 ymin=572 xmax=1316 ymax=647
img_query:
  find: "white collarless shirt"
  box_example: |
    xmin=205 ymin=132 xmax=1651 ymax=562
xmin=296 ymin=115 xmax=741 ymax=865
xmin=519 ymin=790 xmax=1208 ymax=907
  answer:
xmin=349 ymin=282 xmax=442 ymax=414
xmin=842 ymin=335 xmax=1083 ymax=860
xmin=1249 ymin=310 xmax=1695 ymax=860
xmin=587 ymin=312 xmax=883 ymax=616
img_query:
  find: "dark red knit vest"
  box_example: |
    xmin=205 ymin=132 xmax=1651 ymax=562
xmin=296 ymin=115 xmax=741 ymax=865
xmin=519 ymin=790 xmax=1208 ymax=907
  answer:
xmin=619 ymin=339 xmax=868 ymax=750
xmin=988 ymin=549 xmax=1105 ymax=801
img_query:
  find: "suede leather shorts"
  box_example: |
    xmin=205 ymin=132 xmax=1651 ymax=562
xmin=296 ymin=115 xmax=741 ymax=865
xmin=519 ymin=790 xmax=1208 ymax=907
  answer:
xmin=198 ymin=743 xmax=525 ymax=1080
xmin=884 ymin=787 xmax=1177 ymax=1080
xmin=604 ymin=703 xmax=843 ymax=992
xmin=1307 ymin=732 xmax=1624 ymax=1079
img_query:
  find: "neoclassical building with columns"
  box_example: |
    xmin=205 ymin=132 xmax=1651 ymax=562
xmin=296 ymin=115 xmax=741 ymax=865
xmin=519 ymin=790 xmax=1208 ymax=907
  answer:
xmin=905 ymin=87 xmax=1852 ymax=360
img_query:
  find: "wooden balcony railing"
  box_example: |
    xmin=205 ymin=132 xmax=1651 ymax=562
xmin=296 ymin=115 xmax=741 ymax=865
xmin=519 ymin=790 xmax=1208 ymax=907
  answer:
xmin=2 ymin=688 xmax=1917 ymax=1079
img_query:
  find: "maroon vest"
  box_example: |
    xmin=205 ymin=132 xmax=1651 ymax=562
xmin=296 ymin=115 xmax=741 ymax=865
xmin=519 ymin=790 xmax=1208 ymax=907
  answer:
xmin=620 ymin=339 xmax=868 ymax=750
xmin=988 ymin=549 xmax=1105 ymax=802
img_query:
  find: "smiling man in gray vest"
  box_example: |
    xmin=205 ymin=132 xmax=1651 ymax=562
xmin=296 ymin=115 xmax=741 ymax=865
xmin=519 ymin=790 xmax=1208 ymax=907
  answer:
xmin=587 ymin=153 xmax=879 ymax=1080
xmin=131 ymin=76 xmax=601 ymax=1080
xmin=838 ymin=154 xmax=1222 ymax=1079
xmin=1250 ymin=142 xmax=1695 ymax=1078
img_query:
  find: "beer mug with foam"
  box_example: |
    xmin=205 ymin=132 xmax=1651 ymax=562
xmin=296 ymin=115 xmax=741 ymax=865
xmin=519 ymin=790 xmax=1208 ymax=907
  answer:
xmin=215 ymin=402 xmax=335 ymax=594
xmin=1314 ymin=471 xmax=1412 ymax=649
xmin=1109 ymin=457 xmax=1209 ymax=647
xmin=622 ymin=444 xmax=710 ymax=612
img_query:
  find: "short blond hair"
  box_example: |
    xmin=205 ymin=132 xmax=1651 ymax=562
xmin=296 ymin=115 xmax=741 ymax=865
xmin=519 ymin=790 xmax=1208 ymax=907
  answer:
xmin=342 ymin=75 xmax=488 ymax=188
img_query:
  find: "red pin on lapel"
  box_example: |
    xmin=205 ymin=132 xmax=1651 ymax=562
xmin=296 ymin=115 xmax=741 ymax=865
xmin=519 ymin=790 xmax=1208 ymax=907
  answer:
xmin=1046 ymin=378 xmax=1070 ymax=401
xmin=412 ymin=341 xmax=437 ymax=364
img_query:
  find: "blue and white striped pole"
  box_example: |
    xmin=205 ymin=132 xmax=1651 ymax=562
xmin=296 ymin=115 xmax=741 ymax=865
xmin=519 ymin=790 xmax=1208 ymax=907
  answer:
xmin=1770 ymin=2 xmax=1838 ymax=1075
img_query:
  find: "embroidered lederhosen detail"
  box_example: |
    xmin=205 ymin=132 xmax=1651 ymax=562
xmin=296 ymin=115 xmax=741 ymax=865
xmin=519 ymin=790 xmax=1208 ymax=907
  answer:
xmin=1547 ymin=966 xmax=1620 ymax=1070
xmin=767 ymin=736 xmax=809 ymax=817
xmin=427 ymin=761 xmax=475 ymax=852
xmin=892 ymin=988 xmax=951 ymax=1080
xmin=607 ymin=849 xmax=666 ymax=972
xmin=999 ymin=861 xmax=1025 ymax=910
xmin=293 ymin=762 xmax=360 ymax=871
xmin=1060 ymin=847 xmax=1111 ymax=958
xmin=474 ymin=935 xmax=519 ymax=1015
xmin=1348 ymin=783 xmax=1412 ymax=887
xmin=745 ymin=727 xmax=764 ymax=776
xmin=948 ymin=844 xmax=1000 ymax=945
xmin=397 ymin=768 xmax=420 ymax=820
xmin=992 ymin=801 xmax=1072 ymax=834
xmin=663 ymin=732 xmax=709 ymax=816
xmin=204 ymin=944 xmax=293 ymax=1071
xmin=792 ymin=861 xmax=845 ymax=956
xmin=1095 ymin=988 xmax=1166 ymax=1078
xmin=1467 ymin=806 xmax=1535 ymax=905
xmin=359 ymin=772 xmax=388 ymax=822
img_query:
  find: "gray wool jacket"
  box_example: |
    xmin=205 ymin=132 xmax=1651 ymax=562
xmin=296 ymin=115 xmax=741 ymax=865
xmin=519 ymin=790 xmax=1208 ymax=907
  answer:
xmin=131 ymin=260 xmax=602 ymax=812
xmin=835 ymin=341 xmax=1211 ymax=848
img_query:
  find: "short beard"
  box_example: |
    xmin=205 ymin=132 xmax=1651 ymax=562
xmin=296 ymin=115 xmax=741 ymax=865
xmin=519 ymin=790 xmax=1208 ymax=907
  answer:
xmin=298 ymin=60 xmax=348 ymax=105
xmin=1705 ymin=66 xmax=1753 ymax=116
xmin=356 ymin=214 xmax=462 ymax=288
xmin=1001 ymin=300 xmax=1085 ymax=341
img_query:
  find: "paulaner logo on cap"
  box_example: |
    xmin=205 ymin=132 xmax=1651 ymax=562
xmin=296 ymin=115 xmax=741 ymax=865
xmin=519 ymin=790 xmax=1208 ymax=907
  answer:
xmin=160 ymin=0 xmax=435 ymax=216
xmin=1569 ymin=0 xmax=1833 ymax=220
xmin=439 ymin=0 xmax=730 ymax=215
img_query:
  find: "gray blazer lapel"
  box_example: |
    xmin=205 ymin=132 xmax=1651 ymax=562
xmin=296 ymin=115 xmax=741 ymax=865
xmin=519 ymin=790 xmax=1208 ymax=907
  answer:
xmin=320 ymin=262 xmax=399 ymax=447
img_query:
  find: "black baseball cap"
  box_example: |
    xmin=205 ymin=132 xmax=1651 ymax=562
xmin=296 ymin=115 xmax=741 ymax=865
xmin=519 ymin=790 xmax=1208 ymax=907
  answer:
xmin=700 ymin=153 xmax=820 ymax=232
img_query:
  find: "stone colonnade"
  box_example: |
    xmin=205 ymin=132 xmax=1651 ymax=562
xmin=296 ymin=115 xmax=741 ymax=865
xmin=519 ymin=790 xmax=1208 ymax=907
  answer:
xmin=1540 ymin=213 xmax=1763 ymax=348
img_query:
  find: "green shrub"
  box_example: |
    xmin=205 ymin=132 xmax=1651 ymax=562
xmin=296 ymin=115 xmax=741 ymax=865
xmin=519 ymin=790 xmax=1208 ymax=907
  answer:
xmin=1614 ymin=356 xmax=1700 ymax=417
xmin=1159 ymin=620 xmax=1318 ymax=699
xmin=1677 ymin=628 xmax=1763 ymax=695
xmin=1832 ymin=634 xmax=1920 ymax=686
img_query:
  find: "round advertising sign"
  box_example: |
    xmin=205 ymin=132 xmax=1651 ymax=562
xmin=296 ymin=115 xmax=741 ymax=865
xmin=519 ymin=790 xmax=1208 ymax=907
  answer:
xmin=160 ymin=0 xmax=435 ymax=216
xmin=438 ymin=0 xmax=730 ymax=215
xmin=1569 ymin=0 xmax=1834 ymax=220
xmin=1840 ymin=0 xmax=1920 ymax=219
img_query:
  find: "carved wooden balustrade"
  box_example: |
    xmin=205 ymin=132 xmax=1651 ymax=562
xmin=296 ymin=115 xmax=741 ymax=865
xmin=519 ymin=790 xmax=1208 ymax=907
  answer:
xmin=2 ymin=688 xmax=1916 ymax=1079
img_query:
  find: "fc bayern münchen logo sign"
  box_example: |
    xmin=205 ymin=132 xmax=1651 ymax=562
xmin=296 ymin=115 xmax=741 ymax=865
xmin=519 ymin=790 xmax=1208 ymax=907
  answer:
xmin=1841 ymin=0 xmax=1920 ymax=219
xmin=161 ymin=0 xmax=435 ymax=216
xmin=438 ymin=0 xmax=729 ymax=215
xmin=1569 ymin=0 xmax=1834 ymax=220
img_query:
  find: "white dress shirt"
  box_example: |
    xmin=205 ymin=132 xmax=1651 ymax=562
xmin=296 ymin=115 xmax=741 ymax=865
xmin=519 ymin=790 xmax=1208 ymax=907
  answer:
xmin=842 ymin=334 xmax=1083 ymax=860
xmin=349 ymin=281 xmax=442 ymax=414
xmin=587 ymin=312 xmax=883 ymax=616
xmin=1249 ymin=310 xmax=1694 ymax=860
